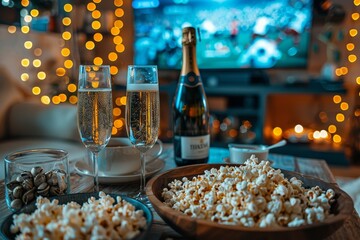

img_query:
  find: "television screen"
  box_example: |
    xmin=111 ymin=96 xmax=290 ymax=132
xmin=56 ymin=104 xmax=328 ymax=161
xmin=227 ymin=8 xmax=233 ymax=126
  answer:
xmin=132 ymin=0 xmax=313 ymax=69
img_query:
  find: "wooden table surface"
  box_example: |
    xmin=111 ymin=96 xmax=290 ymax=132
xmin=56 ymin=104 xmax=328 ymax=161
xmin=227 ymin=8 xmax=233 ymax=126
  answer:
xmin=0 ymin=145 xmax=359 ymax=239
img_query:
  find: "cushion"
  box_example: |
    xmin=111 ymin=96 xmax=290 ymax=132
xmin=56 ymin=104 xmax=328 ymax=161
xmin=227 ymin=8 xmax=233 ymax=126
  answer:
xmin=0 ymin=67 xmax=25 ymax=139
xmin=8 ymin=101 xmax=80 ymax=142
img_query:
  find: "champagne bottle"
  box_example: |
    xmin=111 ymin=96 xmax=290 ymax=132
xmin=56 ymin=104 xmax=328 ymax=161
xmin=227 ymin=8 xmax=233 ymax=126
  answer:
xmin=172 ymin=27 xmax=210 ymax=166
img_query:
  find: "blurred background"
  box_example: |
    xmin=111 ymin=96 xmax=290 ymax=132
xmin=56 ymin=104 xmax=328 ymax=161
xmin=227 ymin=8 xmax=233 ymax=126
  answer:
xmin=0 ymin=0 xmax=359 ymax=166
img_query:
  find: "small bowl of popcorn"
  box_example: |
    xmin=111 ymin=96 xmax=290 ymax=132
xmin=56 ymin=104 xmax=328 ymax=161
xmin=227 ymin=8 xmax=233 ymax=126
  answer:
xmin=146 ymin=156 xmax=354 ymax=240
xmin=0 ymin=192 xmax=152 ymax=240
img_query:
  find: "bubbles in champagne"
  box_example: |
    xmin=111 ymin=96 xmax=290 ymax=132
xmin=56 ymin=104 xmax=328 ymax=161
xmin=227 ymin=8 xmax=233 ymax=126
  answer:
xmin=78 ymin=89 xmax=112 ymax=152
xmin=126 ymin=89 xmax=160 ymax=153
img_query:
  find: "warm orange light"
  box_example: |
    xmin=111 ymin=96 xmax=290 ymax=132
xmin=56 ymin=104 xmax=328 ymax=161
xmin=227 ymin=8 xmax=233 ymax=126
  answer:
xmin=21 ymin=58 xmax=30 ymax=67
xmin=111 ymin=27 xmax=120 ymax=36
xmin=93 ymin=33 xmax=103 ymax=42
xmin=328 ymin=125 xmax=337 ymax=134
xmin=116 ymin=97 xmax=127 ymax=106
xmin=69 ymin=95 xmax=78 ymax=104
xmin=333 ymin=134 xmax=342 ymax=143
xmin=114 ymin=20 xmax=123 ymax=29
xmin=59 ymin=93 xmax=67 ymax=102
xmin=24 ymin=41 xmax=33 ymax=49
xmin=21 ymin=0 xmax=29 ymax=7
xmin=87 ymin=2 xmax=96 ymax=11
xmin=64 ymin=3 xmax=73 ymax=13
xmin=21 ymin=26 xmax=30 ymax=34
xmin=115 ymin=8 xmax=124 ymax=17
xmin=68 ymin=83 xmax=77 ymax=93
xmin=357 ymin=76 xmax=360 ymax=85
xmin=32 ymin=86 xmax=41 ymax=95
xmin=120 ymin=96 xmax=127 ymax=105
xmin=21 ymin=73 xmax=29 ymax=81
xmin=64 ymin=60 xmax=73 ymax=69
xmin=41 ymin=96 xmax=51 ymax=105
xmin=110 ymin=66 xmax=119 ymax=75
xmin=8 ymin=25 xmax=16 ymax=33
xmin=56 ymin=68 xmax=66 ymax=77
xmin=62 ymin=17 xmax=71 ymax=26
xmin=113 ymin=108 xmax=121 ymax=116
xmin=37 ymin=71 xmax=46 ymax=80
xmin=229 ymin=129 xmax=238 ymax=138
xmin=91 ymin=81 xmax=100 ymax=88
xmin=33 ymin=59 xmax=41 ymax=67
xmin=92 ymin=21 xmax=101 ymax=30
xmin=341 ymin=67 xmax=348 ymax=75
xmin=61 ymin=48 xmax=70 ymax=57
xmin=272 ymin=127 xmax=282 ymax=137
xmin=62 ymin=31 xmax=72 ymax=40
xmin=85 ymin=41 xmax=95 ymax=50
xmin=113 ymin=36 xmax=123 ymax=44
xmin=93 ymin=57 xmax=103 ymax=65
xmin=93 ymin=0 xmax=102 ymax=3
xmin=347 ymin=43 xmax=355 ymax=51
xmin=355 ymin=109 xmax=360 ymax=117
xmin=108 ymin=52 xmax=118 ymax=61
xmin=348 ymin=54 xmax=357 ymax=63
xmin=340 ymin=102 xmax=349 ymax=111
xmin=30 ymin=9 xmax=39 ymax=17
xmin=114 ymin=0 xmax=123 ymax=7
xmin=92 ymin=10 xmax=101 ymax=19
xmin=112 ymin=127 xmax=118 ymax=135
xmin=114 ymin=119 xmax=124 ymax=128
xmin=354 ymin=0 xmax=360 ymax=7
xmin=333 ymin=95 xmax=342 ymax=104
xmin=115 ymin=44 xmax=125 ymax=53
xmin=336 ymin=113 xmax=345 ymax=122
xmin=34 ymin=48 xmax=42 ymax=56
xmin=335 ymin=68 xmax=342 ymax=76
xmin=353 ymin=13 xmax=360 ymax=20
xmin=350 ymin=29 xmax=358 ymax=37
xmin=52 ymin=96 xmax=61 ymax=104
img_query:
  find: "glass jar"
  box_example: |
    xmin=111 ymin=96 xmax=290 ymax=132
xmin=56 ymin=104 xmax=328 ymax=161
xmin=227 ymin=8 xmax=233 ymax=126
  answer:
xmin=4 ymin=148 xmax=70 ymax=211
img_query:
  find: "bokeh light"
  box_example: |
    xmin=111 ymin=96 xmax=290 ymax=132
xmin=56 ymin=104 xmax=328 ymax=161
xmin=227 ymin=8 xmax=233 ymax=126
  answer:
xmin=32 ymin=86 xmax=41 ymax=95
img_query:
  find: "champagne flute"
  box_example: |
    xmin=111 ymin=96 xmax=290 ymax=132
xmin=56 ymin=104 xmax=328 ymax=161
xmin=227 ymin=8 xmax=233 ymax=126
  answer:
xmin=125 ymin=65 xmax=160 ymax=202
xmin=77 ymin=65 xmax=112 ymax=192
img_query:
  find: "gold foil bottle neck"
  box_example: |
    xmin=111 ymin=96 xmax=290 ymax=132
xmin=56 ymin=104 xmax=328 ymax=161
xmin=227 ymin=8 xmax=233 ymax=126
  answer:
xmin=182 ymin=27 xmax=196 ymax=45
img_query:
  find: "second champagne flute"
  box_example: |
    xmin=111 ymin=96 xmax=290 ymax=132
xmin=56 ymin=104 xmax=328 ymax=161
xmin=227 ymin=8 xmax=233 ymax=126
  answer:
xmin=125 ymin=65 xmax=160 ymax=202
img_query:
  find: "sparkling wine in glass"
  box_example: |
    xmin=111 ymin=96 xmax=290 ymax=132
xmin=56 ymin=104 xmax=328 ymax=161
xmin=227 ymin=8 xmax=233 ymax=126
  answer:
xmin=125 ymin=65 xmax=160 ymax=202
xmin=77 ymin=65 xmax=112 ymax=192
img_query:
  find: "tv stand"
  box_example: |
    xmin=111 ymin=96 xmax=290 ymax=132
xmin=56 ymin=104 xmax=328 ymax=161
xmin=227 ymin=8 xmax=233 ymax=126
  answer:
xmin=201 ymin=69 xmax=269 ymax=88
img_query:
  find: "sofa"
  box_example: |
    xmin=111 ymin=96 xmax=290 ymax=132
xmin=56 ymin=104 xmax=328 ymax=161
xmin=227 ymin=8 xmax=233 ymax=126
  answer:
xmin=0 ymin=24 xmax=88 ymax=179
xmin=0 ymin=67 xmax=86 ymax=180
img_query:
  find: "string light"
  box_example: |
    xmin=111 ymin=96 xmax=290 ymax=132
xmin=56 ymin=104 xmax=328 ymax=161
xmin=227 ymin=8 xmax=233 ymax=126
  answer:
xmin=41 ymin=96 xmax=51 ymax=105
xmin=67 ymin=84 xmax=77 ymax=93
xmin=7 ymin=26 xmax=16 ymax=33
xmin=32 ymin=86 xmax=41 ymax=95
xmin=11 ymin=1 xmax=127 ymax=134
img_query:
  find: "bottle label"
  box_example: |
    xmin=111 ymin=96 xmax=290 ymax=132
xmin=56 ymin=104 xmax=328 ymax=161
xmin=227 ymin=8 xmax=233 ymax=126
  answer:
xmin=180 ymin=72 xmax=202 ymax=87
xmin=181 ymin=135 xmax=210 ymax=159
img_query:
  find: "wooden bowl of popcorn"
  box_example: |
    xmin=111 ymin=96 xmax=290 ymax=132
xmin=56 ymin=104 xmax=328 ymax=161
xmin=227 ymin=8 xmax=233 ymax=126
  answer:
xmin=0 ymin=192 xmax=152 ymax=240
xmin=146 ymin=160 xmax=354 ymax=240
